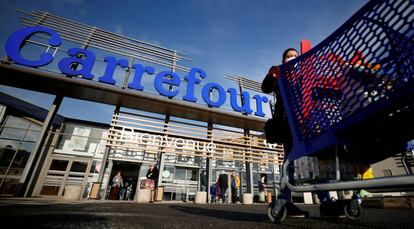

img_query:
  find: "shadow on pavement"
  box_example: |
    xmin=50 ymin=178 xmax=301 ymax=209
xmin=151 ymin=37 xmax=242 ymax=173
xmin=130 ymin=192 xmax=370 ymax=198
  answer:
xmin=169 ymin=205 xmax=268 ymax=222
xmin=0 ymin=214 xmax=108 ymax=228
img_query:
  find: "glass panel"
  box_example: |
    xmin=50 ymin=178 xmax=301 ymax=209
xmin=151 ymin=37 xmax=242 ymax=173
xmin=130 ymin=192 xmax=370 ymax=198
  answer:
xmin=162 ymin=166 xmax=174 ymax=180
xmin=70 ymin=161 xmax=88 ymax=173
xmin=29 ymin=124 xmax=41 ymax=131
xmin=40 ymin=186 xmax=60 ymax=196
xmin=50 ymin=160 xmax=69 ymax=171
xmin=188 ymin=168 xmax=198 ymax=181
xmin=0 ymin=178 xmax=19 ymax=196
xmin=175 ymin=168 xmax=186 ymax=180
xmin=0 ymin=139 xmax=19 ymax=149
xmin=89 ymin=160 xmax=97 ymax=173
xmin=41 ymin=159 xmax=69 ymax=196
xmin=67 ymin=161 xmax=88 ymax=186
xmin=0 ymin=145 xmax=16 ymax=175
xmin=55 ymin=123 xmax=107 ymax=157
xmin=267 ymin=173 xmax=275 ymax=184
xmin=4 ymin=116 xmax=30 ymax=129
xmin=0 ymin=127 xmax=26 ymax=141
xmin=23 ymin=130 xmax=40 ymax=142
xmin=20 ymin=142 xmax=35 ymax=152
xmin=9 ymin=149 xmax=31 ymax=176
xmin=253 ymin=173 xmax=259 ymax=187
xmin=212 ymin=170 xmax=217 ymax=183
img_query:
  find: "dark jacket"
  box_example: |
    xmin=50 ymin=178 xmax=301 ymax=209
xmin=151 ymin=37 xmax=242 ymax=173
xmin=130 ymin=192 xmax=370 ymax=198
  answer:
xmin=200 ymin=172 xmax=207 ymax=186
xmin=258 ymin=180 xmax=266 ymax=192
xmin=261 ymin=66 xmax=286 ymax=119
xmin=218 ymin=174 xmax=228 ymax=188
xmin=146 ymin=167 xmax=159 ymax=180
xmin=262 ymin=67 xmax=293 ymax=152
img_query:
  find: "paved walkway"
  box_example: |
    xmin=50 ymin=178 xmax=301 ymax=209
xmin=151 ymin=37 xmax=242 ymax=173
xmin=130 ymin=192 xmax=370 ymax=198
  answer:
xmin=0 ymin=198 xmax=413 ymax=228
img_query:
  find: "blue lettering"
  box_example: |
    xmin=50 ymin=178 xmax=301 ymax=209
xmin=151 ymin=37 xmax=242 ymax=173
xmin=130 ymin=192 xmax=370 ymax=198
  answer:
xmin=5 ymin=26 xmax=269 ymax=117
xmin=183 ymin=68 xmax=206 ymax=102
xmin=228 ymin=88 xmax=253 ymax=114
xmin=58 ymin=48 xmax=95 ymax=79
xmin=128 ymin=64 xmax=155 ymax=91
xmin=154 ymin=71 xmax=180 ymax=97
xmin=98 ymin=57 xmax=128 ymax=85
xmin=202 ymin=83 xmax=226 ymax=107
xmin=253 ymin=95 xmax=269 ymax=117
xmin=5 ymin=26 xmax=62 ymax=67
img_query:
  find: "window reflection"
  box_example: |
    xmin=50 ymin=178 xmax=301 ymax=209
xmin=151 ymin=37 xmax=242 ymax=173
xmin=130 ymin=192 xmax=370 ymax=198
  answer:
xmin=1 ymin=127 xmax=26 ymax=140
xmin=0 ymin=115 xmax=41 ymax=196
xmin=23 ymin=130 xmax=40 ymax=142
xmin=70 ymin=161 xmax=88 ymax=173
xmin=50 ymin=160 xmax=68 ymax=171
xmin=175 ymin=168 xmax=186 ymax=180
xmin=4 ymin=116 xmax=30 ymax=129
xmin=0 ymin=145 xmax=16 ymax=175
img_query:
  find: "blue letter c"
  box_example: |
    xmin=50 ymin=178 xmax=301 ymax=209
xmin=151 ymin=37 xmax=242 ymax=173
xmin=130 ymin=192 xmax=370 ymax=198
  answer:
xmin=5 ymin=26 xmax=62 ymax=67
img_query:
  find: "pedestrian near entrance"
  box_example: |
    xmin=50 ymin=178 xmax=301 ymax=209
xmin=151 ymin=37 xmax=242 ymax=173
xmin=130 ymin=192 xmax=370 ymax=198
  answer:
xmin=258 ymin=175 xmax=267 ymax=203
xmin=126 ymin=183 xmax=133 ymax=201
xmin=200 ymin=170 xmax=207 ymax=192
xmin=218 ymin=174 xmax=228 ymax=203
xmin=146 ymin=164 xmax=159 ymax=203
xmin=231 ymin=172 xmax=240 ymax=203
xmin=110 ymin=171 xmax=124 ymax=200
xmin=120 ymin=182 xmax=128 ymax=200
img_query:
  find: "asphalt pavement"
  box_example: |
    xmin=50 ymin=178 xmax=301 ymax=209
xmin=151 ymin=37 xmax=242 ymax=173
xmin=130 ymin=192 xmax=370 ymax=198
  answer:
xmin=0 ymin=198 xmax=413 ymax=229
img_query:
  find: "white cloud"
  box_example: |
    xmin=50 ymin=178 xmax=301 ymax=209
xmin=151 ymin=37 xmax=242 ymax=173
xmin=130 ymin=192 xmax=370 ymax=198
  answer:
xmin=114 ymin=24 xmax=124 ymax=36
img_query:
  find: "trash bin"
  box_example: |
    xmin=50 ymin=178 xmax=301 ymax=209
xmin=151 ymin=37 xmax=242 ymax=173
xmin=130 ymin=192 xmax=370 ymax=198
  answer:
xmin=136 ymin=189 xmax=152 ymax=203
xmin=266 ymin=192 xmax=272 ymax=203
xmin=195 ymin=191 xmax=207 ymax=204
xmin=243 ymin=193 xmax=253 ymax=204
xmin=89 ymin=182 xmax=101 ymax=199
xmin=136 ymin=179 xmax=154 ymax=203
xmin=155 ymin=186 xmax=164 ymax=202
xmin=63 ymin=185 xmax=82 ymax=201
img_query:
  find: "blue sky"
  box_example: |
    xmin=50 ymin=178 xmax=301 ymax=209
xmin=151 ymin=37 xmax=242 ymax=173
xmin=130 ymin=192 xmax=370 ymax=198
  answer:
xmin=0 ymin=0 xmax=367 ymax=124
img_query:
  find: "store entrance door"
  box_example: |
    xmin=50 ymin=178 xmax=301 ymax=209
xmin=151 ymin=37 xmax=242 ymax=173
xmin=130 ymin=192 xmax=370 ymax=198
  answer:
xmin=108 ymin=160 xmax=140 ymax=201
xmin=215 ymin=170 xmax=238 ymax=203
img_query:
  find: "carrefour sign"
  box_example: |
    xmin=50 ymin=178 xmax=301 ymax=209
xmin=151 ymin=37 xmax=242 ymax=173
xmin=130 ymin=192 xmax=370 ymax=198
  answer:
xmin=5 ymin=26 xmax=269 ymax=117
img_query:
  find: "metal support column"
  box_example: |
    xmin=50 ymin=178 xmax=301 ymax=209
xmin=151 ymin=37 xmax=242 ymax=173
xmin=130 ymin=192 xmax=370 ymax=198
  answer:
xmin=157 ymin=114 xmax=170 ymax=187
xmin=97 ymin=105 xmax=120 ymax=198
xmin=21 ymin=95 xmax=63 ymax=197
xmin=206 ymin=122 xmax=213 ymax=203
xmin=245 ymin=162 xmax=254 ymax=194
xmin=244 ymin=130 xmax=254 ymax=194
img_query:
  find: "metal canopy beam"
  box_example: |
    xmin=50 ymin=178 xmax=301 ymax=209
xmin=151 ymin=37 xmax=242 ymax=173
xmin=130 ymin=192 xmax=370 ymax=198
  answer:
xmin=0 ymin=64 xmax=266 ymax=131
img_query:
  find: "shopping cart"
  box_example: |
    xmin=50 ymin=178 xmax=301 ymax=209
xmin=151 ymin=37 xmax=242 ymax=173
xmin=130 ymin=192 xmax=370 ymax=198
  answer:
xmin=267 ymin=0 xmax=414 ymax=223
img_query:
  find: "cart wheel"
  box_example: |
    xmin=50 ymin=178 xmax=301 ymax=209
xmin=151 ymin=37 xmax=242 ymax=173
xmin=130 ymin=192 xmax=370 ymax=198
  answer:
xmin=267 ymin=202 xmax=287 ymax=223
xmin=344 ymin=201 xmax=363 ymax=221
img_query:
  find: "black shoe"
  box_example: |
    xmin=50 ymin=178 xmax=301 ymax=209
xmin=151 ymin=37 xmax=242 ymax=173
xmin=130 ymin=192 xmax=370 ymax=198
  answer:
xmin=286 ymin=202 xmax=309 ymax=217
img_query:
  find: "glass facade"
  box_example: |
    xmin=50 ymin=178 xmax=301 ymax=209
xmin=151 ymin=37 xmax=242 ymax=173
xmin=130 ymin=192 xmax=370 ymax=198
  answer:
xmin=97 ymin=109 xmax=283 ymax=202
xmin=0 ymin=115 xmax=41 ymax=196
xmin=39 ymin=121 xmax=107 ymax=198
